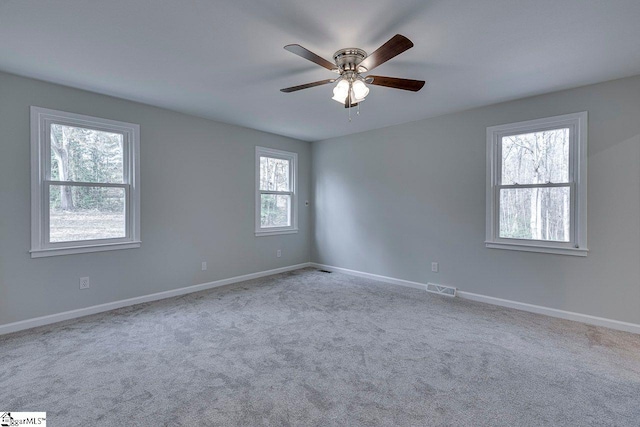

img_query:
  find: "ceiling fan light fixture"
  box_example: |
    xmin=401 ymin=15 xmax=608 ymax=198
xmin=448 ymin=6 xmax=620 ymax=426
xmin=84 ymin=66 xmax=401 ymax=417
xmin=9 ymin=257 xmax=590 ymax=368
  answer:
xmin=331 ymin=79 xmax=350 ymax=103
xmin=281 ymin=35 xmax=424 ymax=110
xmin=351 ymin=79 xmax=369 ymax=101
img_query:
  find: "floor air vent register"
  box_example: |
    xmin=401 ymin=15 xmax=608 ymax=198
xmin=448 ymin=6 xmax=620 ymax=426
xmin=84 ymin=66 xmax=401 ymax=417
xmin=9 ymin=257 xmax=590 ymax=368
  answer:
xmin=426 ymin=283 xmax=457 ymax=297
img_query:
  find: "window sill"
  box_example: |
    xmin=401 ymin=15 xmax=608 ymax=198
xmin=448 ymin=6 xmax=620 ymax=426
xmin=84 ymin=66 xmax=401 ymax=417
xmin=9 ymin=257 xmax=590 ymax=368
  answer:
xmin=30 ymin=241 xmax=142 ymax=258
xmin=485 ymin=241 xmax=588 ymax=257
xmin=255 ymin=229 xmax=298 ymax=237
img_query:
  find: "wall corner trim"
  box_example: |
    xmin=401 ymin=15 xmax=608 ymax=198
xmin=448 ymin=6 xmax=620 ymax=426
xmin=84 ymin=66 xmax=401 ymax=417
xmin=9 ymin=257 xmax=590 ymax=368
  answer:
xmin=310 ymin=263 xmax=640 ymax=335
xmin=0 ymin=263 xmax=312 ymax=336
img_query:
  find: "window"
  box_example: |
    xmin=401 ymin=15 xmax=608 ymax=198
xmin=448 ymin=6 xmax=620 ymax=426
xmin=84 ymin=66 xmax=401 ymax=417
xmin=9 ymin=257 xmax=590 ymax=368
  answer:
xmin=30 ymin=107 xmax=140 ymax=257
xmin=486 ymin=112 xmax=587 ymax=256
xmin=255 ymin=147 xmax=297 ymax=236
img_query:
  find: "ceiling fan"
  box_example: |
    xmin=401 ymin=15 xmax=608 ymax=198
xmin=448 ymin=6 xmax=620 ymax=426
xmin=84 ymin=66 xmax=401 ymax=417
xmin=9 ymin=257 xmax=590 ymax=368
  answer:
xmin=280 ymin=34 xmax=425 ymax=109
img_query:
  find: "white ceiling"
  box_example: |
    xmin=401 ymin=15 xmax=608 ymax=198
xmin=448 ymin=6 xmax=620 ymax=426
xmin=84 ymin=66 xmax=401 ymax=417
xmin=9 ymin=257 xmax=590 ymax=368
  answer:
xmin=1 ymin=0 xmax=640 ymax=141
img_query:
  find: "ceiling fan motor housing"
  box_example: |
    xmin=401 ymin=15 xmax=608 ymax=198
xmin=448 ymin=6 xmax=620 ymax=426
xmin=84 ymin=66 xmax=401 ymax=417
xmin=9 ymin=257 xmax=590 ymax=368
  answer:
xmin=333 ymin=48 xmax=368 ymax=73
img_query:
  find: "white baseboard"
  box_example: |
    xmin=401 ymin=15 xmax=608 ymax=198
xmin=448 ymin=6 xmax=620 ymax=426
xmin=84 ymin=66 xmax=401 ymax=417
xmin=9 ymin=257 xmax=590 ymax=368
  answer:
xmin=312 ymin=263 xmax=426 ymax=290
xmin=0 ymin=263 xmax=312 ymax=336
xmin=456 ymin=291 xmax=640 ymax=335
xmin=311 ymin=263 xmax=640 ymax=335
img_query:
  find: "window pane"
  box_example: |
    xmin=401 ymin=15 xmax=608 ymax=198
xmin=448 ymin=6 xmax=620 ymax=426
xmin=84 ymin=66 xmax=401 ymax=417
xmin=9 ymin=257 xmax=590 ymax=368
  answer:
xmin=499 ymin=187 xmax=570 ymax=242
xmin=260 ymin=156 xmax=290 ymax=191
xmin=49 ymin=185 xmax=126 ymax=242
xmin=501 ymin=128 xmax=569 ymax=185
xmin=260 ymin=194 xmax=291 ymax=228
xmin=50 ymin=124 xmax=124 ymax=183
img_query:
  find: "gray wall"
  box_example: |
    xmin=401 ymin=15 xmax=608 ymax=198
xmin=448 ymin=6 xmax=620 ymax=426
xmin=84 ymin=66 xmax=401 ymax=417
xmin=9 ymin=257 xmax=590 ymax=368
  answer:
xmin=0 ymin=71 xmax=311 ymax=326
xmin=312 ymin=75 xmax=640 ymax=325
xmin=2 ymin=70 xmax=639 ymax=329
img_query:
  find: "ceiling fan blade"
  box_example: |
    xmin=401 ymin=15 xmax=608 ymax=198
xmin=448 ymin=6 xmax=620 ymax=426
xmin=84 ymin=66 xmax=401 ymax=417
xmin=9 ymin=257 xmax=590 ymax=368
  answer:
xmin=359 ymin=34 xmax=414 ymax=72
xmin=284 ymin=44 xmax=336 ymax=71
xmin=367 ymin=75 xmax=425 ymax=92
xmin=280 ymin=79 xmax=334 ymax=93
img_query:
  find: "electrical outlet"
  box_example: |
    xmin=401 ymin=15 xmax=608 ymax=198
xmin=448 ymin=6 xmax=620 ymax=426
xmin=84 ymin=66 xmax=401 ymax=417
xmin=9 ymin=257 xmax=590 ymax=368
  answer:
xmin=79 ymin=277 xmax=90 ymax=289
xmin=277 ymin=249 xmax=282 ymax=258
xmin=201 ymin=262 xmax=207 ymax=271
xmin=431 ymin=262 xmax=439 ymax=273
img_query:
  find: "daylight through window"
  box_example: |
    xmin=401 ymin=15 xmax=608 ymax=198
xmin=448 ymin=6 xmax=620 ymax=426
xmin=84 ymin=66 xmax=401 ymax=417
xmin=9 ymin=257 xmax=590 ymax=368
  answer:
xmin=31 ymin=107 xmax=140 ymax=257
xmin=255 ymin=147 xmax=297 ymax=236
xmin=486 ymin=112 xmax=587 ymax=256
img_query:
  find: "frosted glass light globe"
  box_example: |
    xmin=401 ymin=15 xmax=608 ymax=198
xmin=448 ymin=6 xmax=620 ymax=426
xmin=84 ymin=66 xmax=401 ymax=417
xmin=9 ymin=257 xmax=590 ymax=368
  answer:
xmin=331 ymin=80 xmax=349 ymax=103
xmin=351 ymin=80 xmax=369 ymax=102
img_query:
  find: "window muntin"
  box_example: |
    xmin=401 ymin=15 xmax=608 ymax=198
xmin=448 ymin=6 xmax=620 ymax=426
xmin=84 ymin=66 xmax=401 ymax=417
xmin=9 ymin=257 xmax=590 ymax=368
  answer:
xmin=31 ymin=107 xmax=140 ymax=257
xmin=486 ymin=112 xmax=587 ymax=256
xmin=255 ymin=147 xmax=297 ymax=235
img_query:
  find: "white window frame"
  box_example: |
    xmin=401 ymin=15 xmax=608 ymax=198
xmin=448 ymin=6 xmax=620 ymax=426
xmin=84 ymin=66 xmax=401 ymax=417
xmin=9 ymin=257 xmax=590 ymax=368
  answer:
xmin=255 ymin=146 xmax=298 ymax=236
xmin=486 ymin=112 xmax=588 ymax=256
xmin=30 ymin=106 xmax=141 ymax=258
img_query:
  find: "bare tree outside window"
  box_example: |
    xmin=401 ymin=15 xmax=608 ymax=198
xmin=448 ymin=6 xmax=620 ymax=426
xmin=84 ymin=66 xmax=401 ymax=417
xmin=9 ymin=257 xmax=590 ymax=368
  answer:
xmin=486 ymin=112 xmax=587 ymax=256
xmin=259 ymin=156 xmax=291 ymax=227
xmin=499 ymin=129 xmax=570 ymax=242
xmin=255 ymin=147 xmax=297 ymax=236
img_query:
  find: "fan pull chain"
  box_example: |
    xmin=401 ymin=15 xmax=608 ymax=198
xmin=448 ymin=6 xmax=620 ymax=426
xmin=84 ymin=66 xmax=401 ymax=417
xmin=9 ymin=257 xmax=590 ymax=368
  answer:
xmin=348 ymin=82 xmax=352 ymax=122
